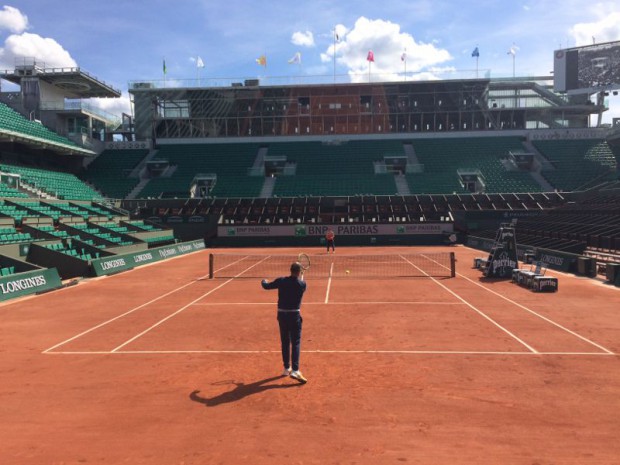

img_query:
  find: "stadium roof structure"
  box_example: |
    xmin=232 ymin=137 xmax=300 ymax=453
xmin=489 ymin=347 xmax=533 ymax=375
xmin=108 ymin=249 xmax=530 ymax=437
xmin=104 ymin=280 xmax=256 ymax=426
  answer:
xmin=0 ymin=128 xmax=95 ymax=156
xmin=0 ymin=60 xmax=121 ymax=99
xmin=129 ymin=74 xmax=606 ymax=141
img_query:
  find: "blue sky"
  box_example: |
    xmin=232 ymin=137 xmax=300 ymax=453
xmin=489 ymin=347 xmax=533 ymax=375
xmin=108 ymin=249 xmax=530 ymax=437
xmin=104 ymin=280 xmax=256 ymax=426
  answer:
xmin=1 ymin=1 xmax=620 ymax=121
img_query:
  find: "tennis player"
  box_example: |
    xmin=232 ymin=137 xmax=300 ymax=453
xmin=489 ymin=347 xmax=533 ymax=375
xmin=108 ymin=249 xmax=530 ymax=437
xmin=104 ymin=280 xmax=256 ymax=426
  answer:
xmin=325 ymin=228 xmax=335 ymax=253
xmin=261 ymin=262 xmax=308 ymax=384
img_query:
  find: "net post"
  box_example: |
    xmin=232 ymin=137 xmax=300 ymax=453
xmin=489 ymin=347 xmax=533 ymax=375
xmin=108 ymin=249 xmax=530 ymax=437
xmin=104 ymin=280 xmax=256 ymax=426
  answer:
xmin=209 ymin=253 xmax=214 ymax=279
xmin=449 ymin=252 xmax=456 ymax=278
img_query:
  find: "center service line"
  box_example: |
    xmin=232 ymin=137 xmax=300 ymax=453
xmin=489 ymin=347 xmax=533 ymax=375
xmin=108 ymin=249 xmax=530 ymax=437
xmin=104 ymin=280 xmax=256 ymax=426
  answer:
xmin=324 ymin=262 xmax=334 ymax=304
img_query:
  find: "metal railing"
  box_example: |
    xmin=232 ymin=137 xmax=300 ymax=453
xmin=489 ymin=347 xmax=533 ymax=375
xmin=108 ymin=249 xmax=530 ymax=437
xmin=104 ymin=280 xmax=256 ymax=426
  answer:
xmin=39 ymin=100 xmax=121 ymax=126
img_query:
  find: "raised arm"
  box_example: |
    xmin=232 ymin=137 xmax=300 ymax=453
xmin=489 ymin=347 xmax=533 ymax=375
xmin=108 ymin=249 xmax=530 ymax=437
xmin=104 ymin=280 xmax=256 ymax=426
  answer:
xmin=261 ymin=278 xmax=278 ymax=290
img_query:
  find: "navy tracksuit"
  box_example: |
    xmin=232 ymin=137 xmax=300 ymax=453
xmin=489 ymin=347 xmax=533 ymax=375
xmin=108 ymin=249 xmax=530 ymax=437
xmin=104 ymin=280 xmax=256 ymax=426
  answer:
xmin=261 ymin=276 xmax=306 ymax=371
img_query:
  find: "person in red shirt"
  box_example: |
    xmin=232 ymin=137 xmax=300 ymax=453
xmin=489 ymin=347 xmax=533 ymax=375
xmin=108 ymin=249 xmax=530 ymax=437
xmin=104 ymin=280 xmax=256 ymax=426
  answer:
xmin=325 ymin=228 xmax=335 ymax=254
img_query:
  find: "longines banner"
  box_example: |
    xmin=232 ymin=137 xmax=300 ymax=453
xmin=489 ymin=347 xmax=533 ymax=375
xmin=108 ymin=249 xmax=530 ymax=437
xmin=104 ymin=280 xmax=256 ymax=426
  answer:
xmin=219 ymin=223 xmax=453 ymax=238
xmin=0 ymin=268 xmax=62 ymax=302
xmin=91 ymin=240 xmax=205 ymax=276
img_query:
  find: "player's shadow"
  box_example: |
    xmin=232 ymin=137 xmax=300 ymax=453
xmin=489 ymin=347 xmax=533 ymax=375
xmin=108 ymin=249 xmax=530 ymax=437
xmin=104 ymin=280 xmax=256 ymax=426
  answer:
xmin=190 ymin=375 xmax=301 ymax=407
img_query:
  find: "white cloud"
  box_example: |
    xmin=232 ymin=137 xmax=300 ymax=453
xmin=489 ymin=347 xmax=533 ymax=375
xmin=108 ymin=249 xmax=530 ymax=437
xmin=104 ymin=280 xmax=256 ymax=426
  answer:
xmin=0 ymin=32 xmax=77 ymax=68
xmin=90 ymin=93 xmax=133 ymax=118
xmin=0 ymin=5 xmax=28 ymax=33
xmin=320 ymin=17 xmax=451 ymax=82
xmin=571 ymin=12 xmax=620 ymax=46
xmin=291 ymin=30 xmax=315 ymax=47
xmin=334 ymin=24 xmax=348 ymax=40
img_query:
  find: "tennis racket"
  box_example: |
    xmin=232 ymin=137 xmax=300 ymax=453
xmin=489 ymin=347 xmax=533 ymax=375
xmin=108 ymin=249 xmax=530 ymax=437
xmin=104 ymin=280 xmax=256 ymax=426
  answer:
xmin=298 ymin=253 xmax=310 ymax=280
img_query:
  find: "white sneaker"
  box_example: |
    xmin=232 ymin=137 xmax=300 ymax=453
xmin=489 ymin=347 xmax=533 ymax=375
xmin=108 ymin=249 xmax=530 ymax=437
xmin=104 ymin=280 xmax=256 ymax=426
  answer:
xmin=290 ymin=370 xmax=307 ymax=384
xmin=282 ymin=367 xmax=292 ymax=376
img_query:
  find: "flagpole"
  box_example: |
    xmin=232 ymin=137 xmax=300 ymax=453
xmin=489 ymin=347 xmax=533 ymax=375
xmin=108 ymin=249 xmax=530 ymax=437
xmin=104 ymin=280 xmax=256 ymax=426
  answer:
xmin=472 ymin=47 xmax=480 ymax=79
xmin=333 ymin=27 xmax=336 ymax=84
xmin=508 ymin=44 xmax=517 ymax=78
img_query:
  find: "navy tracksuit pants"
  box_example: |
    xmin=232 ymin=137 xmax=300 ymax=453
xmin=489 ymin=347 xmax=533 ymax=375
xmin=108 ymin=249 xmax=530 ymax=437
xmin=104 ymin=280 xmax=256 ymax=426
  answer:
xmin=277 ymin=311 xmax=302 ymax=372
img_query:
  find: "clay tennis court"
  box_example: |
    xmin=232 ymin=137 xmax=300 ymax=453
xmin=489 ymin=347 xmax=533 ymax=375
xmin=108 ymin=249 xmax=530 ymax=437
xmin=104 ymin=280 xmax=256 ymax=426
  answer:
xmin=1 ymin=245 xmax=619 ymax=464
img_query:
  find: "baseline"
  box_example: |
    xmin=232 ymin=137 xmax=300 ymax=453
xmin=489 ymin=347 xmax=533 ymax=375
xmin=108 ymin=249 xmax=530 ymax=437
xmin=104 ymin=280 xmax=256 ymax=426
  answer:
xmin=190 ymin=301 xmax=467 ymax=306
xmin=44 ymin=349 xmax=615 ymax=356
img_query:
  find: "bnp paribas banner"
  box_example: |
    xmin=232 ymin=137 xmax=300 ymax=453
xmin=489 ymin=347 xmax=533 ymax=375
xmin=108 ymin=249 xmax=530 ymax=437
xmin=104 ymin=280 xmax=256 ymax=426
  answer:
xmin=219 ymin=223 xmax=453 ymax=237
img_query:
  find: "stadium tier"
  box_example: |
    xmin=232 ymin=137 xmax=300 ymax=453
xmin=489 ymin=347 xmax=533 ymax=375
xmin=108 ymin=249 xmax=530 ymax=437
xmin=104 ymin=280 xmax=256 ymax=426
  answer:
xmin=407 ymin=136 xmax=543 ymax=194
xmin=268 ymin=139 xmax=402 ymax=196
xmin=110 ymin=136 xmax=615 ymax=200
xmin=82 ymin=149 xmax=149 ymax=199
xmin=533 ymin=139 xmax=618 ymax=191
xmin=1 ymin=163 xmax=104 ymax=201
xmin=0 ymin=182 xmax=28 ymax=198
xmin=0 ymin=102 xmax=79 ymax=149
xmin=136 ymin=143 xmax=261 ymax=198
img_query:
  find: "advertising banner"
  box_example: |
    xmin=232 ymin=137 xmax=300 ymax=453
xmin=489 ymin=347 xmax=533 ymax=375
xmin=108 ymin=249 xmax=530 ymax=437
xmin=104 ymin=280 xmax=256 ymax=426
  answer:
xmin=219 ymin=223 xmax=453 ymax=238
xmin=0 ymin=268 xmax=62 ymax=302
xmin=91 ymin=240 xmax=205 ymax=276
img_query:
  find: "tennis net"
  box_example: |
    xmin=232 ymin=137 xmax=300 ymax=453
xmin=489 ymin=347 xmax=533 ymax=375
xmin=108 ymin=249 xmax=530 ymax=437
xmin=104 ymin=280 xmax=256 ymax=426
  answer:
xmin=209 ymin=252 xmax=455 ymax=279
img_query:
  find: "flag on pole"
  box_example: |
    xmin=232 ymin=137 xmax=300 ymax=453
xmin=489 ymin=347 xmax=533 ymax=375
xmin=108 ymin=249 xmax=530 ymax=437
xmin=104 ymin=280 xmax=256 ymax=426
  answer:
xmin=288 ymin=52 xmax=301 ymax=64
xmin=401 ymin=51 xmax=407 ymax=62
xmin=367 ymin=50 xmax=375 ymax=62
xmin=471 ymin=47 xmax=480 ymax=58
xmin=196 ymin=56 xmax=205 ymax=68
xmin=256 ymin=55 xmax=267 ymax=66
xmin=163 ymin=59 xmax=167 ymax=75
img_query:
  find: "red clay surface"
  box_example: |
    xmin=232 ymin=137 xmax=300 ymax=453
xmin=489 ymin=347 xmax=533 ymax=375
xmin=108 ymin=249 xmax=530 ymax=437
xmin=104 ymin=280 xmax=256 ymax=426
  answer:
xmin=1 ymin=245 xmax=619 ymax=464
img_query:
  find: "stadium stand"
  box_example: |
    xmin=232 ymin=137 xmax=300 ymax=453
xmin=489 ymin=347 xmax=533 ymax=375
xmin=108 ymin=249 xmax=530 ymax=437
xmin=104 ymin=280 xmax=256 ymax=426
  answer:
xmin=533 ymin=139 xmax=618 ymax=191
xmin=0 ymin=102 xmax=80 ymax=149
xmin=82 ymin=149 xmax=149 ymax=199
xmin=406 ymin=136 xmax=543 ymax=194
xmin=0 ymin=163 xmax=104 ymax=200
xmin=267 ymin=140 xmax=402 ymax=197
xmin=0 ymin=182 xmax=28 ymax=198
xmin=136 ymin=143 xmax=261 ymax=199
xmin=1 ymin=57 xmax=619 ymax=289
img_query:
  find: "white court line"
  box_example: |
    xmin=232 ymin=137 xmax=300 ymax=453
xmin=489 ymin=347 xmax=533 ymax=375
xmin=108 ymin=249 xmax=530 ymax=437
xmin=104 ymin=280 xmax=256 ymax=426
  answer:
xmin=459 ymin=271 xmax=615 ymax=354
xmin=400 ymin=254 xmax=539 ymax=354
xmin=42 ymin=270 xmax=211 ymax=353
xmin=109 ymin=256 xmax=271 ymax=353
xmin=191 ymin=301 xmax=467 ymax=306
xmin=43 ymin=349 xmax=615 ymax=356
xmin=324 ymin=262 xmax=334 ymax=304
xmin=422 ymin=253 xmax=615 ymax=355
xmin=42 ymin=255 xmax=253 ymax=354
